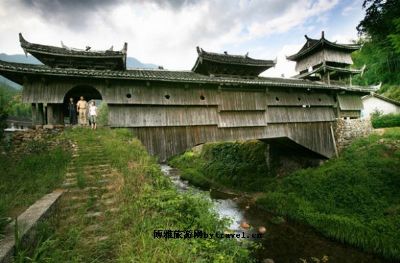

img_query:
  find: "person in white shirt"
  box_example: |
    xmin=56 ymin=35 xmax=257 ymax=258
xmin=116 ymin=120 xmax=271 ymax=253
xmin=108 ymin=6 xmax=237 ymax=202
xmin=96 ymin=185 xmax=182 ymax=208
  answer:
xmin=88 ymin=101 xmax=98 ymax=130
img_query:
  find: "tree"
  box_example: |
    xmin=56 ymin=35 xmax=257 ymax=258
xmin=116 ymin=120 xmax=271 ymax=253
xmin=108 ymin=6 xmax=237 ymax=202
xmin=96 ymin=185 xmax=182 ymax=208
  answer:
xmin=357 ymin=0 xmax=400 ymax=41
xmin=388 ymin=18 xmax=400 ymax=54
xmin=353 ymin=0 xmax=400 ymax=101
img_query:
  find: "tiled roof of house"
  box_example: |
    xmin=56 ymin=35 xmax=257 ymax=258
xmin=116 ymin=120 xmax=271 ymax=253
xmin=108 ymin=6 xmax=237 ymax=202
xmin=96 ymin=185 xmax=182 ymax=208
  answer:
xmin=362 ymin=92 xmax=400 ymax=106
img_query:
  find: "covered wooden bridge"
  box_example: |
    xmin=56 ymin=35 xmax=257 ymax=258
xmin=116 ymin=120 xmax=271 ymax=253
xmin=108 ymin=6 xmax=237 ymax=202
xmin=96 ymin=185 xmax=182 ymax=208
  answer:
xmin=0 ymin=34 xmax=373 ymax=161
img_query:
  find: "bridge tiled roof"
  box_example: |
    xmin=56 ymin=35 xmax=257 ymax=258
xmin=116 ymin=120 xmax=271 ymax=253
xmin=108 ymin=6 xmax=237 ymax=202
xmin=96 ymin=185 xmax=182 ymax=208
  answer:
xmin=195 ymin=47 xmax=275 ymax=67
xmin=19 ymin=33 xmax=126 ymax=57
xmin=294 ymin=65 xmax=364 ymax=79
xmin=0 ymin=60 xmax=374 ymax=93
xmin=192 ymin=47 xmax=275 ymax=77
xmin=287 ymin=32 xmax=360 ymax=61
xmin=19 ymin=33 xmax=127 ymax=70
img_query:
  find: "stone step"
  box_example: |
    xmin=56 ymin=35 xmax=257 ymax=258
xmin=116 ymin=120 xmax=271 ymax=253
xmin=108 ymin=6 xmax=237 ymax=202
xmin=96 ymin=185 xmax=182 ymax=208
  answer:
xmin=100 ymin=174 xmax=115 ymax=179
xmin=106 ymin=207 xmax=120 ymax=213
xmin=69 ymin=156 xmax=109 ymax=161
xmin=62 ymin=203 xmax=85 ymax=212
xmin=62 ymin=181 xmax=76 ymax=188
xmin=64 ymin=178 xmax=77 ymax=184
xmin=97 ymin=178 xmax=111 ymax=184
xmin=67 ymin=194 xmax=99 ymax=202
xmin=85 ymin=211 xmax=103 ymax=218
xmin=68 ymin=186 xmax=104 ymax=194
xmin=101 ymin=192 xmax=115 ymax=200
xmin=80 ymin=235 xmax=109 ymax=246
xmin=102 ymin=198 xmax=117 ymax=206
xmin=83 ymin=224 xmax=102 ymax=234
xmin=67 ymin=167 xmax=112 ymax=174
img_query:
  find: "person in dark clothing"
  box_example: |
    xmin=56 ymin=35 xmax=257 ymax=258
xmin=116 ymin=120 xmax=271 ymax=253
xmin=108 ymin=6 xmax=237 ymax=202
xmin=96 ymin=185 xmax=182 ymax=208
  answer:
xmin=68 ymin=97 xmax=77 ymax=125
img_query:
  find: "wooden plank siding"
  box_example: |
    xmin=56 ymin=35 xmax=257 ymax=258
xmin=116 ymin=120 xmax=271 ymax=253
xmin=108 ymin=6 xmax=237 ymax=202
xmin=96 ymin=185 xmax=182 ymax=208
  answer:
xmin=22 ymin=80 xmax=107 ymax=103
xmin=105 ymin=84 xmax=219 ymax=105
xmin=108 ymin=105 xmax=218 ymax=127
xmin=266 ymin=91 xmax=335 ymax=106
xmin=338 ymin=94 xmax=364 ymax=110
xmin=218 ymin=90 xmax=266 ymax=111
xmin=218 ymin=111 xmax=267 ymax=127
xmin=129 ymin=122 xmax=336 ymax=162
xmin=295 ymin=49 xmax=353 ymax=72
xmin=266 ymin=107 xmax=335 ymax=123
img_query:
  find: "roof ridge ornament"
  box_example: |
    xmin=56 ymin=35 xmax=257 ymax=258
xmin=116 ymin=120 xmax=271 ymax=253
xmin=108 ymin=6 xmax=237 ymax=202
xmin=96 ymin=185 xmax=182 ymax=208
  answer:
xmin=60 ymin=41 xmax=68 ymax=49
xmin=121 ymin=42 xmax=128 ymax=54
xmin=19 ymin=33 xmax=28 ymax=45
xmin=19 ymin=33 xmax=28 ymax=57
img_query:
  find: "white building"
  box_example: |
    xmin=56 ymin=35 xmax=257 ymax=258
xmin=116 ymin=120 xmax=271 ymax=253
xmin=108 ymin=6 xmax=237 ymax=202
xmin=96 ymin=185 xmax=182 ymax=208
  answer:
xmin=361 ymin=93 xmax=400 ymax=119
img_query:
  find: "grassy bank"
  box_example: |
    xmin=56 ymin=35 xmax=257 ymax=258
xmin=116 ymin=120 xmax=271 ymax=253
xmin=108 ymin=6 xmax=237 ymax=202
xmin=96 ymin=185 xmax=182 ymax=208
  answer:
xmin=0 ymin=136 xmax=71 ymax=237
xmin=28 ymin=128 xmax=253 ymax=262
xmin=170 ymin=140 xmax=273 ymax=192
xmin=170 ymin=128 xmax=400 ymax=260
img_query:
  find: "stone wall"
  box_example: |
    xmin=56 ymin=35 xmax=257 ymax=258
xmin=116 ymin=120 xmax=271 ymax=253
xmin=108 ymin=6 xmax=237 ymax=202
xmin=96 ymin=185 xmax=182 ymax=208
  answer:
xmin=4 ymin=127 xmax=66 ymax=155
xmin=334 ymin=118 xmax=373 ymax=152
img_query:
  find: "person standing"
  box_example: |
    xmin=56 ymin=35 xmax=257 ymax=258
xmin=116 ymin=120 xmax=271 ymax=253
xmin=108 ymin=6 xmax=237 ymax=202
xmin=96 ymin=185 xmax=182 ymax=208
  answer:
xmin=68 ymin=97 xmax=77 ymax=125
xmin=89 ymin=101 xmax=98 ymax=130
xmin=76 ymin=96 xmax=88 ymax=126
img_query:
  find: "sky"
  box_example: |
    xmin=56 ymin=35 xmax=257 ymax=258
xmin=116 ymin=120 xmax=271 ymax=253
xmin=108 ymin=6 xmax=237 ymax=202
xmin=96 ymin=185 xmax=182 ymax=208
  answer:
xmin=0 ymin=0 xmax=366 ymax=77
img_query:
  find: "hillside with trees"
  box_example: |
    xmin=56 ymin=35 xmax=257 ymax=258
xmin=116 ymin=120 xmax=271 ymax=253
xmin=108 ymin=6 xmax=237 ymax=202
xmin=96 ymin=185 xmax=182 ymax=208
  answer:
xmin=352 ymin=0 xmax=400 ymax=101
xmin=0 ymin=83 xmax=30 ymax=136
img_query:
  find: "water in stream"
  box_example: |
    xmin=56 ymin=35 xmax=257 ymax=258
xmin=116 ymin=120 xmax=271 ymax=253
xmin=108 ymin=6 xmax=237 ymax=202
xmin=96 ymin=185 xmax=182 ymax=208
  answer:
xmin=160 ymin=164 xmax=392 ymax=263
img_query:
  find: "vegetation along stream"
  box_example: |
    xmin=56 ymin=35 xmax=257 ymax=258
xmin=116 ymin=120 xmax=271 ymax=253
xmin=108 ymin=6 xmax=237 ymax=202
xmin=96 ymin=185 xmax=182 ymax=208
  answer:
xmin=160 ymin=164 xmax=391 ymax=263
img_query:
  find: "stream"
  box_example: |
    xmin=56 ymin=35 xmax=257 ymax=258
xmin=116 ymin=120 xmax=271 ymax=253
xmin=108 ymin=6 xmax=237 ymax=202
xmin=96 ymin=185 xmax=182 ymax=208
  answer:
xmin=160 ymin=164 xmax=391 ymax=263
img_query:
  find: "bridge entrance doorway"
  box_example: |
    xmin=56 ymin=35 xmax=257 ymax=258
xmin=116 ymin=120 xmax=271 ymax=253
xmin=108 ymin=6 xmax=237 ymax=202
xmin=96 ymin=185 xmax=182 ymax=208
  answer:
xmin=63 ymin=85 xmax=103 ymax=126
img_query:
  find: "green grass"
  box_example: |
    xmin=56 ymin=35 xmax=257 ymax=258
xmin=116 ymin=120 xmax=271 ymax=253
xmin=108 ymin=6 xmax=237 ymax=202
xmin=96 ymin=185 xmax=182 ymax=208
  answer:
xmin=169 ymin=128 xmax=400 ymax=260
xmin=0 ymin=137 xmax=71 ymax=236
xmin=28 ymin=128 xmax=254 ymax=262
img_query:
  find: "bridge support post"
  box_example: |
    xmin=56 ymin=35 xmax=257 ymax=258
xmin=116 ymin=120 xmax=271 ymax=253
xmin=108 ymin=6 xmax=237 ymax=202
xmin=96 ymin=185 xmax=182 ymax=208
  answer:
xmin=31 ymin=103 xmax=37 ymax=125
xmin=37 ymin=103 xmax=45 ymax=125
xmin=46 ymin=104 xmax=54 ymax=125
xmin=46 ymin=104 xmax=64 ymax=126
xmin=264 ymin=143 xmax=271 ymax=172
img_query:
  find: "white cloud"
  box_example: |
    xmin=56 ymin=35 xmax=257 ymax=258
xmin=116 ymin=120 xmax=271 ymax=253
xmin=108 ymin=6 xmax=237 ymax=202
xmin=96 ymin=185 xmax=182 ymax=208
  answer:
xmin=262 ymin=44 xmax=301 ymax=78
xmin=1 ymin=0 xmax=343 ymax=71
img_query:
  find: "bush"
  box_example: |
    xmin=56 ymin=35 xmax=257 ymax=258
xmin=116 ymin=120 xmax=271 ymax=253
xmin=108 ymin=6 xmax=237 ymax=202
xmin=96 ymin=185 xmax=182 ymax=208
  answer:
xmin=170 ymin=140 xmax=273 ymax=192
xmin=372 ymin=113 xmax=400 ymax=128
xmin=97 ymin=102 xmax=109 ymax=126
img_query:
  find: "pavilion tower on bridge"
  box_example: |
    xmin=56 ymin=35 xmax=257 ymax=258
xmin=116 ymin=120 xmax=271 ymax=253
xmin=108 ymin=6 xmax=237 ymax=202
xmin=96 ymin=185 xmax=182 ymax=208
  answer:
xmin=287 ymin=31 xmax=364 ymax=85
